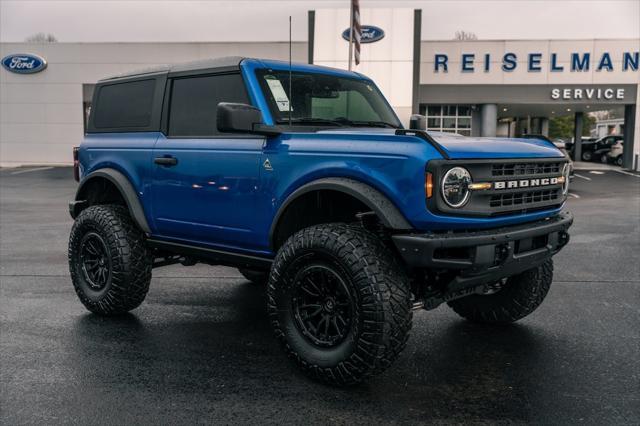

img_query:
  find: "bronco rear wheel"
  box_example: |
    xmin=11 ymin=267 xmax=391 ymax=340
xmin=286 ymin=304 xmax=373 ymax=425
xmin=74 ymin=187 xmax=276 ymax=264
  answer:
xmin=68 ymin=204 xmax=152 ymax=315
xmin=447 ymin=259 xmax=553 ymax=324
xmin=267 ymin=224 xmax=412 ymax=386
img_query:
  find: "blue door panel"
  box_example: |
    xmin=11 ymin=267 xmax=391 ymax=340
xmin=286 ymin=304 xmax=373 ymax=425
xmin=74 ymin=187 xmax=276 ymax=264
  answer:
xmin=151 ymin=134 xmax=264 ymax=250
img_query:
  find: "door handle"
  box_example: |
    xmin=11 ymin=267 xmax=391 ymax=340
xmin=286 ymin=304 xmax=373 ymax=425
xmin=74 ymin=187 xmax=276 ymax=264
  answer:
xmin=154 ymin=156 xmax=178 ymax=166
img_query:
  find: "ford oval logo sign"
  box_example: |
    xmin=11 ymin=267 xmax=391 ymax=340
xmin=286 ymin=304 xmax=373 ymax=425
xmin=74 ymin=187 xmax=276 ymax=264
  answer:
xmin=1 ymin=53 xmax=47 ymax=74
xmin=342 ymin=26 xmax=385 ymax=43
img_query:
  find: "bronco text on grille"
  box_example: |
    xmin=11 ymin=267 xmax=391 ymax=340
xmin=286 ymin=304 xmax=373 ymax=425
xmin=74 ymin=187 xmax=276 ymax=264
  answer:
xmin=427 ymin=159 xmax=569 ymax=217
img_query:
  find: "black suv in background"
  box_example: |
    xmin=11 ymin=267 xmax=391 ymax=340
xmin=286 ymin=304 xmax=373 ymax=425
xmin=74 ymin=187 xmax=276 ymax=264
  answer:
xmin=568 ymin=135 xmax=623 ymax=162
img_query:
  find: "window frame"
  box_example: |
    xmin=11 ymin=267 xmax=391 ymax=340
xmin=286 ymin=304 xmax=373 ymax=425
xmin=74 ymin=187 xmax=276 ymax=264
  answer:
xmin=161 ymin=71 xmax=261 ymax=139
xmin=421 ymin=104 xmax=473 ymax=136
xmin=255 ymin=69 xmax=401 ymax=128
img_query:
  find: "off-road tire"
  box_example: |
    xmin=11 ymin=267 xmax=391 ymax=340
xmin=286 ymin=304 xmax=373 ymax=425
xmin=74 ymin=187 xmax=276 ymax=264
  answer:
xmin=267 ymin=224 xmax=412 ymax=386
xmin=238 ymin=268 xmax=269 ymax=285
xmin=447 ymin=260 xmax=553 ymax=324
xmin=69 ymin=204 xmax=152 ymax=315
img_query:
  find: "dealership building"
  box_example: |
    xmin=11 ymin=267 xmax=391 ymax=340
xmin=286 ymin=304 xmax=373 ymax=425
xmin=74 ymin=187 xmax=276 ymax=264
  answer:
xmin=1 ymin=7 xmax=639 ymax=169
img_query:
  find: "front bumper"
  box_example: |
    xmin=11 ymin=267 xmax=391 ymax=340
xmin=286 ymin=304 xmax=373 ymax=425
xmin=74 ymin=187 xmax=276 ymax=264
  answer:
xmin=392 ymin=211 xmax=573 ymax=288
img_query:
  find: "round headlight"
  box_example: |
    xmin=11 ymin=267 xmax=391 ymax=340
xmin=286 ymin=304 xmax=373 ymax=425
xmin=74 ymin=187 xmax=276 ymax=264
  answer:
xmin=441 ymin=167 xmax=472 ymax=208
xmin=562 ymin=163 xmax=571 ymax=195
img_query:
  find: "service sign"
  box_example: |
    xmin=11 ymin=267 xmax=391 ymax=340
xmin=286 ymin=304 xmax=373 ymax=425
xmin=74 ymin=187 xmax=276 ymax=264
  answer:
xmin=1 ymin=53 xmax=48 ymax=74
xmin=342 ymin=26 xmax=385 ymax=43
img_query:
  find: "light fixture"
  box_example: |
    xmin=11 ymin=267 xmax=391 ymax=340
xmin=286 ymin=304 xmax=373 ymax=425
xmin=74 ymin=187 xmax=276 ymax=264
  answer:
xmin=502 ymin=108 xmax=508 ymax=112
xmin=566 ymin=108 xmax=571 ymax=112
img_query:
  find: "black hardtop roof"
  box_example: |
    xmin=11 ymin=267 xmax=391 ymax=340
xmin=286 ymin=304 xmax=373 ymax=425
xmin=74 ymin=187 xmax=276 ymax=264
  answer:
xmin=99 ymin=56 xmax=246 ymax=82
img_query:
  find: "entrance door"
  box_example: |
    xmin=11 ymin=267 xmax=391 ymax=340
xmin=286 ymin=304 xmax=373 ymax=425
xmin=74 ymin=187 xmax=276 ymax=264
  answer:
xmin=150 ymin=73 xmax=264 ymax=251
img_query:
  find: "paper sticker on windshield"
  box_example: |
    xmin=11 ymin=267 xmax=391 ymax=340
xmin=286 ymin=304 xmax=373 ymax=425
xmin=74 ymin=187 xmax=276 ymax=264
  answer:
xmin=264 ymin=76 xmax=292 ymax=112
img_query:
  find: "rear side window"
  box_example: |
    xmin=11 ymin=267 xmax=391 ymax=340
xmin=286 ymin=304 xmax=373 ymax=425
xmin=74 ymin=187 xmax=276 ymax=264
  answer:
xmin=93 ymin=79 xmax=156 ymax=129
xmin=168 ymin=73 xmax=249 ymax=137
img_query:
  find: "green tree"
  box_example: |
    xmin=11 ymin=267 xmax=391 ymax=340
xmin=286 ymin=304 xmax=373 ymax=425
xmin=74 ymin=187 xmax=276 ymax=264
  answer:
xmin=549 ymin=114 xmax=595 ymax=139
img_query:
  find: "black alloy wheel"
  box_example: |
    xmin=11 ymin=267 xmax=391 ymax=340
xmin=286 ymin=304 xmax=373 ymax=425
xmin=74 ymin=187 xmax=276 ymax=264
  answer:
xmin=268 ymin=224 xmax=413 ymax=386
xmin=69 ymin=204 xmax=152 ymax=315
xmin=291 ymin=263 xmax=354 ymax=348
xmin=79 ymin=232 xmax=112 ymax=291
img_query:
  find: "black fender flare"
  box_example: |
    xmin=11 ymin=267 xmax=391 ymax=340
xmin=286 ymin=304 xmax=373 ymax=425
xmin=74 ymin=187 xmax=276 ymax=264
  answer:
xmin=70 ymin=168 xmax=151 ymax=234
xmin=269 ymin=177 xmax=412 ymax=248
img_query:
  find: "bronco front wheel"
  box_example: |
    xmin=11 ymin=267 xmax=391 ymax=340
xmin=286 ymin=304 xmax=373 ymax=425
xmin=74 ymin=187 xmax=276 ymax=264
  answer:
xmin=447 ymin=259 xmax=553 ymax=324
xmin=68 ymin=204 xmax=152 ymax=315
xmin=267 ymin=224 xmax=412 ymax=386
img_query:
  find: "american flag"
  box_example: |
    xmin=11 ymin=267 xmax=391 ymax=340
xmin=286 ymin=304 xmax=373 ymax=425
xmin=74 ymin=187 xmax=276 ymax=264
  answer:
xmin=351 ymin=0 xmax=361 ymax=65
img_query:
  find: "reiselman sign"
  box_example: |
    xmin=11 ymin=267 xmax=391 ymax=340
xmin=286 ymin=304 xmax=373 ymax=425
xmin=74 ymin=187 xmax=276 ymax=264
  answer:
xmin=433 ymin=51 xmax=639 ymax=73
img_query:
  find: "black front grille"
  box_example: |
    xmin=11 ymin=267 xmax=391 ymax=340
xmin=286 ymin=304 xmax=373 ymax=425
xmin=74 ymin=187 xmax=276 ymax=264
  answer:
xmin=490 ymin=189 xmax=561 ymax=208
xmin=427 ymin=158 xmax=568 ymax=217
xmin=492 ymin=162 xmax=562 ymax=177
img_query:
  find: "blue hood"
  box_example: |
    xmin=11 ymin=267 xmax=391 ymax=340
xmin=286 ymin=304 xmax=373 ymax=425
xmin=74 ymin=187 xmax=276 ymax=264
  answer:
xmin=314 ymin=129 xmax=565 ymax=159
xmin=427 ymin=131 xmax=565 ymax=159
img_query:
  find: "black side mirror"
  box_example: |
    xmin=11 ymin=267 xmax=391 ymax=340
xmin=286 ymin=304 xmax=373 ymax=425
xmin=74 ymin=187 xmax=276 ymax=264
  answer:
xmin=409 ymin=114 xmax=427 ymax=130
xmin=217 ymin=103 xmax=281 ymax=136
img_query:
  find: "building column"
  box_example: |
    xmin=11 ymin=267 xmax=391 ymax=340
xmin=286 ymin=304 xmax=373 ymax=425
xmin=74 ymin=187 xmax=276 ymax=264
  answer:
xmin=541 ymin=117 xmax=550 ymax=137
xmin=629 ymin=86 xmax=640 ymax=171
xmin=471 ymin=107 xmax=482 ymax=137
xmin=411 ymin=9 xmax=422 ymax=114
xmin=531 ymin=117 xmax=542 ymax=134
xmin=574 ymin=112 xmax=584 ymax=162
xmin=623 ymin=104 xmax=637 ymax=170
xmin=480 ymin=104 xmax=497 ymax=137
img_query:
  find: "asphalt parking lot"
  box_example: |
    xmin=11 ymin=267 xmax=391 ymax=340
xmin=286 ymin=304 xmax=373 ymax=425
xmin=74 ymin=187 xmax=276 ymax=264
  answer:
xmin=1 ymin=166 xmax=639 ymax=425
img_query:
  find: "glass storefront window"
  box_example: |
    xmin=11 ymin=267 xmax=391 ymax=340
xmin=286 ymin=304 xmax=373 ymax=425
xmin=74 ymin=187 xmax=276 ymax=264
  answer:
xmin=443 ymin=117 xmax=456 ymax=128
xmin=427 ymin=117 xmax=441 ymax=128
xmin=457 ymin=106 xmax=471 ymax=116
xmin=442 ymin=105 xmax=457 ymax=116
xmin=457 ymin=117 xmax=471 ymax=129
xmin=422 ymin=104 xmax=473 ymax=135
xmin=427 ymin=106 xmax=441 ymax=116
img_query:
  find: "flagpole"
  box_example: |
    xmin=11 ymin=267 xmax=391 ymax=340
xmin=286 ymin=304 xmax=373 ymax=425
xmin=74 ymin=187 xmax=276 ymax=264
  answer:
xmin=348 ymin=0 xmax=353 ymax=71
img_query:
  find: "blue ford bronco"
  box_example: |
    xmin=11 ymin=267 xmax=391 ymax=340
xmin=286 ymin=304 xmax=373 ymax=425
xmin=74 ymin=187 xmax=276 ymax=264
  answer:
xmin=68 ymin=57 xmax=573 ymax=385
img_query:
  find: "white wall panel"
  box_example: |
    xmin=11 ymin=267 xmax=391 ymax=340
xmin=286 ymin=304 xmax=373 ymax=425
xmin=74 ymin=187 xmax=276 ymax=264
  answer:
xmin=0 ymin=41 xmax=307 ymax=166
xmin=314 ymin=8 xmax=414 ymax=125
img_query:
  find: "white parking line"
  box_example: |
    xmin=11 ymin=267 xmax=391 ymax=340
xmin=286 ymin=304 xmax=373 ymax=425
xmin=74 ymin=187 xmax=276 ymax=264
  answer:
xmin=568 ymin=193 xmax=580 ymax=199
xmin=614 ymin=169 xmax=640 ymax=178
xmin=589 ymin=171 xmax=605 ymax=175
xmin=9 ymin=167 xmax=54 ymax=175
xmin=574 ymin=173 xmax=592 ymax=181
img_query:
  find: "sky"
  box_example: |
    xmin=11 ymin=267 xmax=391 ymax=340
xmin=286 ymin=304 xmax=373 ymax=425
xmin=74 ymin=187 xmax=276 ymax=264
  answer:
xmin=1 ymin=0 xmax=639 ymax=43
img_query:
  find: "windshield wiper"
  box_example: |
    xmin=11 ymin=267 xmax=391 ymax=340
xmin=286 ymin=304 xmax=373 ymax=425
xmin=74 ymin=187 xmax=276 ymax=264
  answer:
xmin=333 ymin=118 xmax=400 ymax=129
xmin=276 ymin=117 xmax=345 ymax=126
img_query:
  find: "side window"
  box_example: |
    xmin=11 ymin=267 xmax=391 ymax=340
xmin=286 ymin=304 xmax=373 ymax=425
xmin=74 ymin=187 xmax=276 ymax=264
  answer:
xmin=93 ymin=79 xmax=156 ymax=129
xmin=168 ymin=73 xmax=250 ymax=137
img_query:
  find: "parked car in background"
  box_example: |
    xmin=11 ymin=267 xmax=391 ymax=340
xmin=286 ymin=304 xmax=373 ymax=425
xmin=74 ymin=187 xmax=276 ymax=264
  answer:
xmin=607 ymin=140 xmax=624 ymax=166
xmin=569 ymin=135 xmax=623 ymax=162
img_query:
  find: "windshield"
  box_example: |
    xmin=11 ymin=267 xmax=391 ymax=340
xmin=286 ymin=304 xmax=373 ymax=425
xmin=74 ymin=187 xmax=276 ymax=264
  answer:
xmin=256 ymin=69 xmax=401 ymax=128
